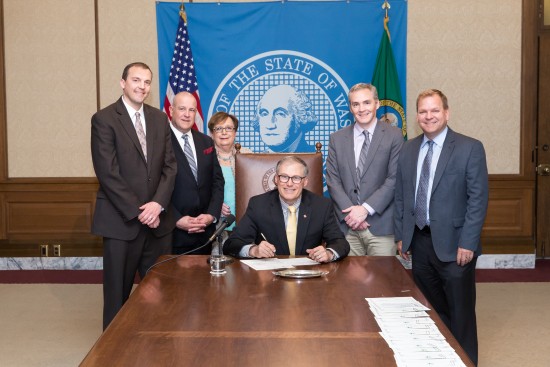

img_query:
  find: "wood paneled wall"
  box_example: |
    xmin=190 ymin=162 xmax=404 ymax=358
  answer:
xmin=0 ymin=178 xmax=537 ymax=257
xmin=0 ymin=180 xmax=102 ymax=256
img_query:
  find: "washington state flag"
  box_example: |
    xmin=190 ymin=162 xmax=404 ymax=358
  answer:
xmin=372 ymin=16 xmax=407 ymax=140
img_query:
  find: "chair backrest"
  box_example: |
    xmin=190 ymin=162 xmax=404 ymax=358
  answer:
xmin=234 ymin=143 xmax=323 ymax=223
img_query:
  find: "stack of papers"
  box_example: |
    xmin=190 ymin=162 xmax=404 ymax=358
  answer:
xmin=366 ymin=297 xmax=467 ymax=367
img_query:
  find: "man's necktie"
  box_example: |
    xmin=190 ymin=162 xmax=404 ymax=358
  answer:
xmin=286 ymin=206 xmax=297 ymax=256
xmin=182 ymin=134 xmax=198 ymax=182
xmin=356 ymin=130 xmax=370 ymax=204
xmin=135 ymin=112 xmax=147 ymax=161
xmin=415 ymin=141 xmax=434 ymax=229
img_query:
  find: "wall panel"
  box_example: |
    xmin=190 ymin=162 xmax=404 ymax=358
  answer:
xmin=4 ymin=0 xmax=97 ymax=177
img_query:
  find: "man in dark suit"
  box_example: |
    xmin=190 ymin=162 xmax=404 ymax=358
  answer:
xmin=169 ymin=91 xmax=224 ymax=255
xmin=225 ymin=156 xmax=349 ymax=262
xmin=394 ymin=89 xmax=489 ymax=365
xmin=326 ymin=83 xmax=403 ymax=256
xmin=91 ymin=62 xmax=177 ymax=329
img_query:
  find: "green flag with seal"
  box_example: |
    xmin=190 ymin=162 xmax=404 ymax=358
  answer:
xmin=372 ymin=10 xmax=407 ymax=140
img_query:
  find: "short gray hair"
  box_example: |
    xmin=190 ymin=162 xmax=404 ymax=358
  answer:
xmin=275 ymin=156 xmax=309 ymax=177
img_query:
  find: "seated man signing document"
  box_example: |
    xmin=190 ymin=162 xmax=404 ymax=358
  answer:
xmin=225 ymin=156 xmax=350 ymax=262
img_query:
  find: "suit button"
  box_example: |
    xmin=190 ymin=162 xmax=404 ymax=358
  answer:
xmin=353 ymin=189 xmax=358 ymax=193
xmin=148 ymin=177 xmax=151 ymax=181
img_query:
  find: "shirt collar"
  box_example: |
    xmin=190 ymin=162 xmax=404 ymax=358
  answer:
xmin=422 ymin=126 xmax=448 ymax=148
xmin=279 ymin=195 xmax=302 ymax=211
xmin=354 ymin=120 xmax=377 ymax=137
xmin=170 ymin=121 xmax=192 ymax=139
xmin=121 ymin=95 xmax=144 ymax=119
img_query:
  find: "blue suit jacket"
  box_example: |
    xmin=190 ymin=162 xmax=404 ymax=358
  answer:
xmin=394 ymin=128 xmax=489 ymax=262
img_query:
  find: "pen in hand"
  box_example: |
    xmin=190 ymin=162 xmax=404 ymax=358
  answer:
xmin=260 ymin=233 xmax=275 ymax=253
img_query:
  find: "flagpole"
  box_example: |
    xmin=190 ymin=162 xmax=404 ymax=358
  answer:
xmin=382 ymin=0 xmax=391 ymax=42
xmin=163 ymin=0 xmax=205 ymax=132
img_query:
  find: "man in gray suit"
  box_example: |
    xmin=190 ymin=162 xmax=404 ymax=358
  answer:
xmin=394 ymin=89 xmax=488 ymax=365
xmin=91 ymin=62 xmax=177 ymax=329
xmin=326 ymin=83 xmax=403 ymax=255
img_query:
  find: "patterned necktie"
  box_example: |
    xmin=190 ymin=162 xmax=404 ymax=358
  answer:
xmin=182 ymin=134 xmax=198 ymax=182
xmin=415 ymin=141 xmax=434 ymax=229
xmin=135 ymin=112 xmax=147 ymax=161
xmin=286 ymin=206 xmax=297 ymax=256
xmin=356 ymin=130 xmax=370 ymax=204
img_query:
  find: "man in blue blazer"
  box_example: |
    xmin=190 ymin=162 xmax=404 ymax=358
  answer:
xmin=225 ymin=156 xmax=349 ymax=262
xmin=169 ymin=92 xmax=225 ymax=255
xmin=394 ymin=89 xmax=489 ymax=365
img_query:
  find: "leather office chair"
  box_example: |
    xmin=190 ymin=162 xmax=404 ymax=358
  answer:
xmin=234 ymin=143 xmax=323 ymax=223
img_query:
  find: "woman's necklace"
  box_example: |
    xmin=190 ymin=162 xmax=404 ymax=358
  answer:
xmin=217 ymin=149 xmax=235 ymax=176
xmin=218 ymin=154 xmax=233 ymax=162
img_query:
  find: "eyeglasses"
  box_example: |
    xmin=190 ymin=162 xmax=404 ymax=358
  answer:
xmin=277 ymin=175 xmax=306 ymax=184
xmin=213 ymin=126 xmax=236 ymax=133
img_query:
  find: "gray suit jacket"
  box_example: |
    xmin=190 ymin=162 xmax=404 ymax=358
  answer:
xmin=326 ymin=121 xmax=403 ymax=235
xmin=394 ymin=128 xmax=489 ymax=262
xmin=91 ymin=97 xmax=177 ymax=240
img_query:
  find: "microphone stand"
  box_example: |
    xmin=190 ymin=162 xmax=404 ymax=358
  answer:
xmin=208 ymin=231 xmax=234 ymax=265
xmin=216 ymin=232 xmax=234 ymax=265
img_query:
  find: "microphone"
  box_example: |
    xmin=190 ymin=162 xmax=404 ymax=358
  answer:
xmin=146 ymin=214 xmax=237 ymax=274
xmin=206 ymin=214 xmax=236 ymax=246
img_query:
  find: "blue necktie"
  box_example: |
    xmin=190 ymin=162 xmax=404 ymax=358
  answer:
xmin=415 ymin=141 xmax=433 ymax=229
xmin=182 ymin=134 xmax=198 ymax=182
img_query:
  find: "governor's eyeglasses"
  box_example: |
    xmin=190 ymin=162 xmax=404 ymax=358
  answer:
xmin=278 ymin=175 xmax=306 ymax=184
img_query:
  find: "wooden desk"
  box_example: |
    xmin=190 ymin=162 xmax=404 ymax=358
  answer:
xmin=81 ymin=256 xmax=473 ymax=366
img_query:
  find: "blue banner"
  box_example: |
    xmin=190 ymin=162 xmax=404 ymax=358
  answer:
xmin=156 ymin=1 xmax=407 ymax=189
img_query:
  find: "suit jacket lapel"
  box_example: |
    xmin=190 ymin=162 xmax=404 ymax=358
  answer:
xmin=432 ymin=129 xmax=455 ymax=193
xmin=344 ymin=126 xmax=357 ymax=184
xmin=295 ymin=191 xmax=312 ymax=255
xmin=116 ymin=98 xmax=147 ymax=164
xmin=192 ymin=130 xmax=206 ymax=185
xmin=268 ymin=192 xmax=287 ymax=252
xmin=143 ymin=105 xmax=158 ymax=173
xmin=410 ymin=136 xmax=423 ymax=193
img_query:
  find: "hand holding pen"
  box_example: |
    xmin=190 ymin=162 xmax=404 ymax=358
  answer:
xmin=249 ymin=232 xmax=277 ymax=258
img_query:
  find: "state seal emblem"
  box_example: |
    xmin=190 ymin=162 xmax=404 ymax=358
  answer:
xmin=208 ymin=50 xmax=350 ymax=192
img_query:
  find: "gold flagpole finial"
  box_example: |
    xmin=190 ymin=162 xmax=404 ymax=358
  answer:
xmin=382 ymin=0 xmax=390 ymax=19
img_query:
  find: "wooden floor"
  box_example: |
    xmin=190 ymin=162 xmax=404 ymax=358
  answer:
xmin=1 ymin=281 xmax=549 ymax=366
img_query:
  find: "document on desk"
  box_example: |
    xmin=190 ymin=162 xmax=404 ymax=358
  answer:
xmin=366 ymin=297 xmax=467 ymax=367
xmin=366 ymin=296 xmax=430 ymax=314
xmin=240 ymin=257 xmax=319 ymax=271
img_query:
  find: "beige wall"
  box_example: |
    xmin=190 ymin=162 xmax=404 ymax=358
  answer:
xmin=3 ymin=0 xmax=522 ymax=177
xmin=407 ymin=0 xmax=521 ymax=174
xmin=4 ymin=0 xmax=97 ymax=177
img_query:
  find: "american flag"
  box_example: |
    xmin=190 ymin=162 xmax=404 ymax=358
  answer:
xmin=163 ymin=5 xmax=204 ymax=132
